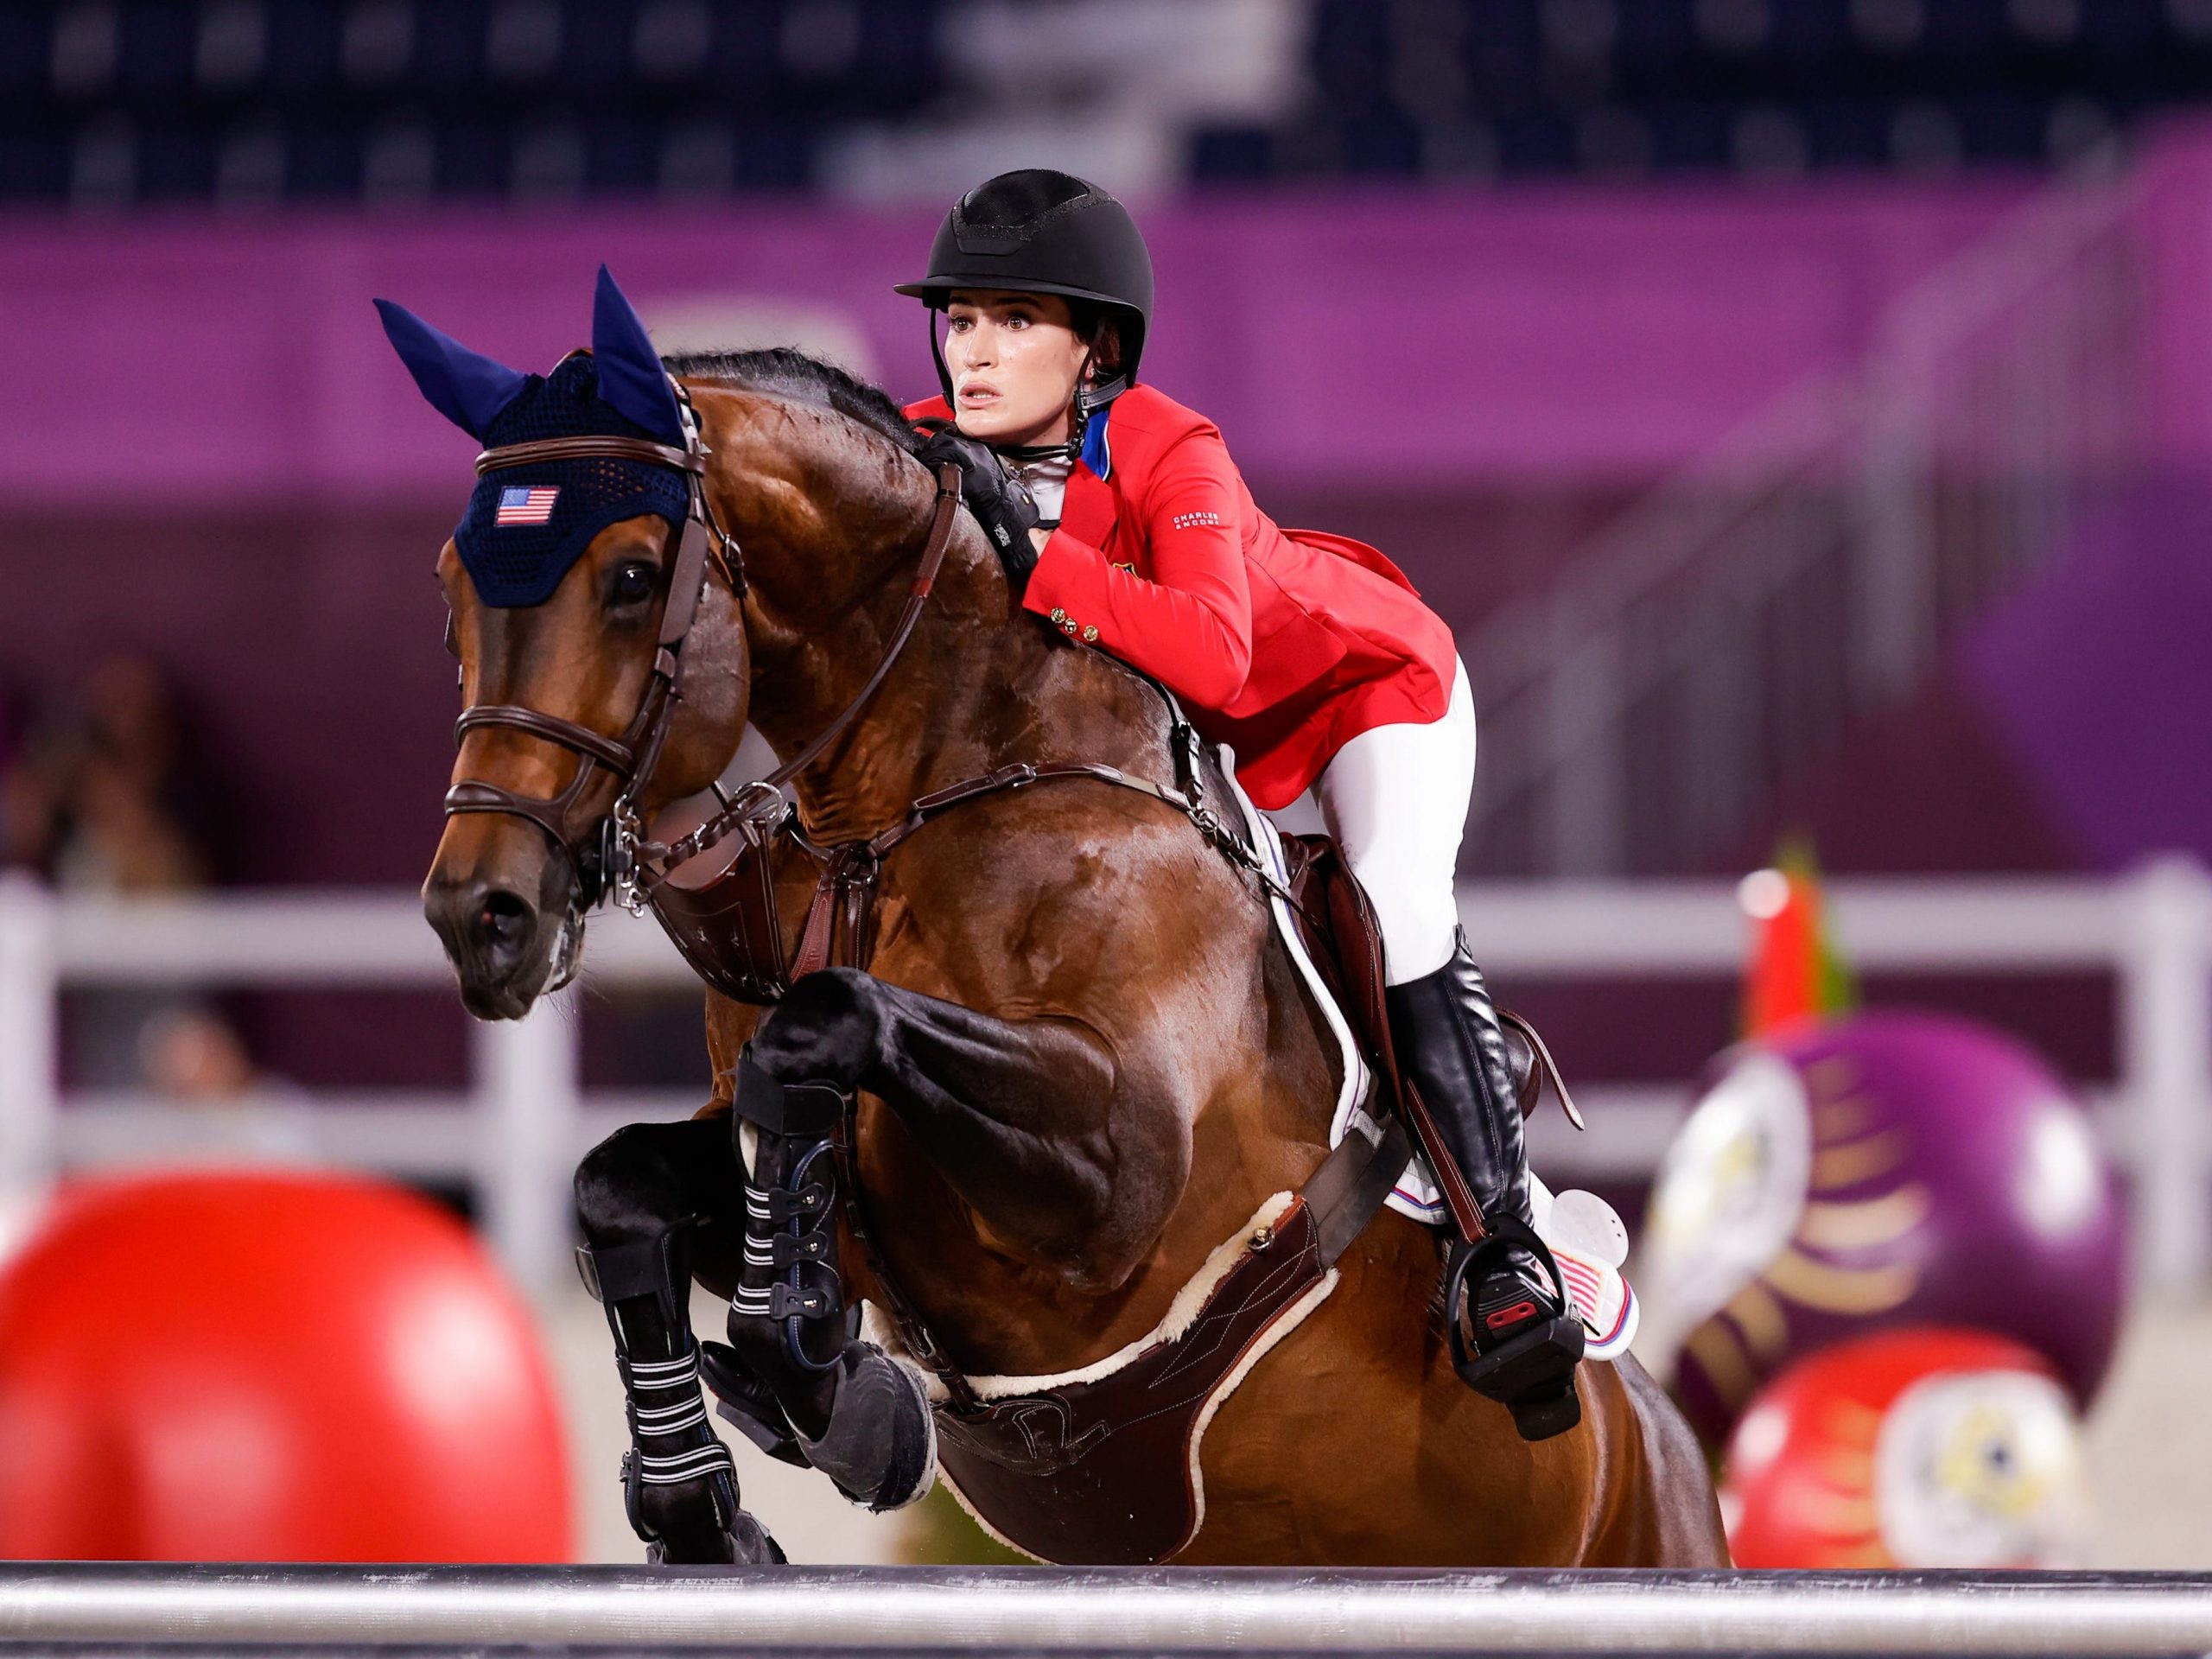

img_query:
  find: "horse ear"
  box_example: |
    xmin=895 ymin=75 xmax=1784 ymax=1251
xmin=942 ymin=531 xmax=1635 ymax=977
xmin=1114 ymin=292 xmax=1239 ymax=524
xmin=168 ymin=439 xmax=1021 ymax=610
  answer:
xmin=591 ymin=265 xmax=683 ymax=446
xmin=374 ymin=299 xmax=529 ymax=441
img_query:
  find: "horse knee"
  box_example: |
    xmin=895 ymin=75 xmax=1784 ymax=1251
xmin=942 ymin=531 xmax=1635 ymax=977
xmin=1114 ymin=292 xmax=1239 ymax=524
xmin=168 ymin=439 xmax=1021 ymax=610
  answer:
xmin=575 ymin=1122 xmax=691 ymax=1241
xmin=752 ymin=968 xmax=886 ymax=1083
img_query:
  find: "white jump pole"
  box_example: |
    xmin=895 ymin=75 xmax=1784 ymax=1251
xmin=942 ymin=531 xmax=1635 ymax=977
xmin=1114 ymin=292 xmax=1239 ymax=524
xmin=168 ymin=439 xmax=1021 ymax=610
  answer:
xmin=2120 ymin=856 xmax=2212 ymax=1294
xmin=5 ymin=1565 xmax=2212 ymax=1654
xmin=473 ymin=993 xmax=583 ymax=1298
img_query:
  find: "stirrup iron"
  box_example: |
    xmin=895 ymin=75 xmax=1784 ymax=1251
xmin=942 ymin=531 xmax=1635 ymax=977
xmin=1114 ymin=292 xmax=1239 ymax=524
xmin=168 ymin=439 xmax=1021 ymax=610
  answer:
xmin=1445 ymin=1217 xmax=1586 ymax=1442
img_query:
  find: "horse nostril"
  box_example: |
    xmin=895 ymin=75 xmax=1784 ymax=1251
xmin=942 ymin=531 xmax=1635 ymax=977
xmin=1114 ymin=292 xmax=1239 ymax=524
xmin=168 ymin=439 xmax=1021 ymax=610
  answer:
xmin=471 ymin=889 xmax=535 ymax=958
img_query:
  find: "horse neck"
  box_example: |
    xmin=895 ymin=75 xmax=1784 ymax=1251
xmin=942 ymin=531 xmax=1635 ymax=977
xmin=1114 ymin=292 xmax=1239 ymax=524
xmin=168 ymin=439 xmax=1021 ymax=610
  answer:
xmin=705 ymin=397 xmax=1163 ymax=842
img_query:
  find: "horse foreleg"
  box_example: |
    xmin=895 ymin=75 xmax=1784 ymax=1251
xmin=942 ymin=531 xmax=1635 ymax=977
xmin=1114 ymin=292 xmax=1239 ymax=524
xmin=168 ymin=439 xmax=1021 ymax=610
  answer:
xmin=747 ymin=966 xmax=1181 ymax=1285
xmin=722 ymin=966 xmax=1180 ymax=1512
xmin=572 ymin=1116 xmax=785 ymax=1564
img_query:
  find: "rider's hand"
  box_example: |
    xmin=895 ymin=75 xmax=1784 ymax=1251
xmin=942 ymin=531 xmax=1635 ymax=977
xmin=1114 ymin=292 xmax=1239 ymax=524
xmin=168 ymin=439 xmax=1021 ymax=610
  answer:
xmin=913 ymin=425 xmax=1042 ymax=598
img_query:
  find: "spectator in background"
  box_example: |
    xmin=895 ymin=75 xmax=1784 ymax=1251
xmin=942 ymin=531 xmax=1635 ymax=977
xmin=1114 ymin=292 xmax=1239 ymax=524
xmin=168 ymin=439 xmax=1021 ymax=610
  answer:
xmin=1 ymin=653 xmax=226 ymax=893
xmin=137 ymin=1004 xmax=315 ymax=1161
xmin=0 ymin=655 xmax=239 ymax=1088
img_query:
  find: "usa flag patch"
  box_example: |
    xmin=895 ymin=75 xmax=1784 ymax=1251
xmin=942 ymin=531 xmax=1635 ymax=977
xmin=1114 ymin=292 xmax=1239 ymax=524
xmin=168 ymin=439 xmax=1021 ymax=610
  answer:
xmin=494 ymin=485 xmax=559 ymax=525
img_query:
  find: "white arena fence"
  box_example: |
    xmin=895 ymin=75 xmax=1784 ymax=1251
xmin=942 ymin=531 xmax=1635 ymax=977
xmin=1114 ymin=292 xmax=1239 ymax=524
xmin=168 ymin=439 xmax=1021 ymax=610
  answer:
xmin=5 ymin=1563 xmax=2212 ymax=1655
xmin=2 ymin=861 xmax=2207 ymax=1298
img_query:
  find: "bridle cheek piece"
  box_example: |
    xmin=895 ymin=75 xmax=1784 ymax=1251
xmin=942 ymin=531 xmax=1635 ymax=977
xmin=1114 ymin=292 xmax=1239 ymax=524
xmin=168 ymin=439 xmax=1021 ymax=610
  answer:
xmin=442 ymin=386 xmax=971 ymax=962
xmin=441 ymin=402 xmax=752 ymax=920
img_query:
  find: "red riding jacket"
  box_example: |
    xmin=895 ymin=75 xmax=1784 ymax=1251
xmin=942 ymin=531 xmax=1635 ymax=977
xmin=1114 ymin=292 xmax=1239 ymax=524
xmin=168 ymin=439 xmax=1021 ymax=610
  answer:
xmin=904 ymin=385 xmax=1457 ymax=810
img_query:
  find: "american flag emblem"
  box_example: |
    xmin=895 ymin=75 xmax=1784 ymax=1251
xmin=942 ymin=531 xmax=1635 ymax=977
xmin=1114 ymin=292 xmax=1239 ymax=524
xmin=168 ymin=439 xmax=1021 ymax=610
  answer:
xmin=494 ymin=485 xmax=559 ymax=525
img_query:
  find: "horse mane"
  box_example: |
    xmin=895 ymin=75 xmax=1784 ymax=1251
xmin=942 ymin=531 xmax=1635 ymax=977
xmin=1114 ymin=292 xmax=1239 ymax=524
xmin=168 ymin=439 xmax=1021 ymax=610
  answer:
xmin=663 ymin=348 xmax=923 ymax=456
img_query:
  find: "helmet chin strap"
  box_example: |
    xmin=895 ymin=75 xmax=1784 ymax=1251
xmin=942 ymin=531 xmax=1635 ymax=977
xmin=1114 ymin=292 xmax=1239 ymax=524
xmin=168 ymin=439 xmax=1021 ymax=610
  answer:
xmin=927 ymin=306 xmax=956 ymax=404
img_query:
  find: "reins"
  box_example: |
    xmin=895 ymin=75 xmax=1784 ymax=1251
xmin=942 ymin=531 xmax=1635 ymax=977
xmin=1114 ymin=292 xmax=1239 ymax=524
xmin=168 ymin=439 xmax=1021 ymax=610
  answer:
xmin=442 ymin=365 xmax=1299 ymax=946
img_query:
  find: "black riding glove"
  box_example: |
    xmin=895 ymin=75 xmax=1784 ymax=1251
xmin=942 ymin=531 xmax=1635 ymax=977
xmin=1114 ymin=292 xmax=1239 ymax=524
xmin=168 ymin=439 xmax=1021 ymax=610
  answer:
xmin=914 ymin=426 xmax=1042 ymax=597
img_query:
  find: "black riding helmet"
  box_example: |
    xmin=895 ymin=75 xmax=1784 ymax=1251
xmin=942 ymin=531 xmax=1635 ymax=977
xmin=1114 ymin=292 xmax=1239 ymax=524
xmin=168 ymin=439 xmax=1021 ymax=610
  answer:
xmin=895 ymin=168 xmax=1154 ymax=421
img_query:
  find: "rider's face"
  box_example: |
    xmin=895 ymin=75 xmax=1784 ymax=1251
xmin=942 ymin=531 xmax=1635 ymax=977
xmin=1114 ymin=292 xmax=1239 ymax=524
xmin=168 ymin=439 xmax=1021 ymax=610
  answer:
xmin=942 ymin=289 xmax=1090 ymax=448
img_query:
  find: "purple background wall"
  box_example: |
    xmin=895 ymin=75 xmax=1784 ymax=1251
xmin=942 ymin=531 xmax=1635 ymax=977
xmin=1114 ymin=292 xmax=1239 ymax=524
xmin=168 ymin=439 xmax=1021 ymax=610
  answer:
xmin=1 ymin=178 xmax=2034 ymax=509
xmin=10 ymin=124 xmax=2212 ymax=900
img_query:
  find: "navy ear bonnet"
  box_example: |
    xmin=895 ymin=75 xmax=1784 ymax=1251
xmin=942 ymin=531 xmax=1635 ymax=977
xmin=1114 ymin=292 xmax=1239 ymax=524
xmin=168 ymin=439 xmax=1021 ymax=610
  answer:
xmin=376 ymin=268 xmax=690 ymax=608
xmin=449 ymin=353 xmax=689 ymax=607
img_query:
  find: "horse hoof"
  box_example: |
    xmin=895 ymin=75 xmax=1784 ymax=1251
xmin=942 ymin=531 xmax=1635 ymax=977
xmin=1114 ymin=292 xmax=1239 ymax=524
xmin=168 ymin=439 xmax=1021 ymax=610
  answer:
xmin=725 ymin=1510 xmax=789 ymax=1566
xmin=639 ymin=1499 xmax=787 ymax=1566
xmin=623 ymin=1446 xmax=785 ymax=1566
xmin=798 ymin=1342 xmax=938 ymax=1512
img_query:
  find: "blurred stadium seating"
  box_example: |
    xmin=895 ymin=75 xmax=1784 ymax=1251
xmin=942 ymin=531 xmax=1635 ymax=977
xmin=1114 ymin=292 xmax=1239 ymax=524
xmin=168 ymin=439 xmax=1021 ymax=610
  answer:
xmin=1197 ymin=0 xmax=2212 ymax=181
xmin=14 ymin=0 xmax=2212 ymax=212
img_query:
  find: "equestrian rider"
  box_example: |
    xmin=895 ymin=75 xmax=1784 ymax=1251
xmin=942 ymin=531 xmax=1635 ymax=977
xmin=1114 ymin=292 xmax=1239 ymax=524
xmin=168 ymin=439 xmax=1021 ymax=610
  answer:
xmin=896 ymin=169 xmax=1583 ymax=1440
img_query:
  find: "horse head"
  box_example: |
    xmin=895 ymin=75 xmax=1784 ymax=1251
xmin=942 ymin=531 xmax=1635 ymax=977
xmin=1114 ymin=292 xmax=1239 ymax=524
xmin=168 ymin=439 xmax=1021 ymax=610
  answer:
xmin=383 ymin=269 xmax=756 ymax=1018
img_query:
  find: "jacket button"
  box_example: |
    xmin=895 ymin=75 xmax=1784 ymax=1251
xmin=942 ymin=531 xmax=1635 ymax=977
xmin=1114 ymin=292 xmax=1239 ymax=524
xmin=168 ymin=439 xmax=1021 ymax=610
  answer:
xmin=1061 ymin=618 xmax=1078 ymax=635
xmin=1049 ymin=607 xmax=1067 ymax=624
xmin=1082 ymin=626 xmax=1099 ymax=643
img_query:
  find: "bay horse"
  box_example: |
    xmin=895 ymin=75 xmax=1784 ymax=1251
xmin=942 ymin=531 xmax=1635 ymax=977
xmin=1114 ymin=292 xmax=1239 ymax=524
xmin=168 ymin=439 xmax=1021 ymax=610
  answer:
xmin=401 ymin=276 xmax=1726 ymax=1568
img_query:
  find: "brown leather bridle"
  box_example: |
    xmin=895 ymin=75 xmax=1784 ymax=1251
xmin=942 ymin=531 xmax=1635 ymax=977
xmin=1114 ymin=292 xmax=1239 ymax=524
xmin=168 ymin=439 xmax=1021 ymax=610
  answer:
xmin=443 ymin=411 xmax=732 ymax=914
xmin=442 ymin=393 xmax=1271 ymax=1013
xmin=442 ymin=390 xmax=968 ymax=928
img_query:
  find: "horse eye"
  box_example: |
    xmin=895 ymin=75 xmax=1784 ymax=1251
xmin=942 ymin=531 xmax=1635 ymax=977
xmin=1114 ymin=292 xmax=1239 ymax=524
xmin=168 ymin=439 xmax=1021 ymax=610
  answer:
xmin=610 ymin=562 xmax=656 ymax=607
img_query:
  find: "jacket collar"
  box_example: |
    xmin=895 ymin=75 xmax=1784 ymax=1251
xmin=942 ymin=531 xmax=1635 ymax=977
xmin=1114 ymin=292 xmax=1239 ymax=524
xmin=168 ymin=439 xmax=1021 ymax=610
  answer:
xmin=1058 ymin=400 xmax=1116 ymax=549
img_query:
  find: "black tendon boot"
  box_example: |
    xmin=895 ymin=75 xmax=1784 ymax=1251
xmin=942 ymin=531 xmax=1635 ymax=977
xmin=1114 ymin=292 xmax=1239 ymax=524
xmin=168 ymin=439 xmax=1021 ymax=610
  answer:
xmin=575 ymin=1223 xmax=785 ymax=1564
xmin=717 ymin=1048 xmax=938 ymax=1515
xmin=1384 ymin=928 xmax=1586 ymax=1441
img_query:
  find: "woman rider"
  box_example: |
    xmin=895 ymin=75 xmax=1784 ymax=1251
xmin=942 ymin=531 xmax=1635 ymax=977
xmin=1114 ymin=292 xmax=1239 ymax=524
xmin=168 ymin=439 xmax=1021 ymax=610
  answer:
xmin=896 ymin=169 xmax=1583 ymax=1440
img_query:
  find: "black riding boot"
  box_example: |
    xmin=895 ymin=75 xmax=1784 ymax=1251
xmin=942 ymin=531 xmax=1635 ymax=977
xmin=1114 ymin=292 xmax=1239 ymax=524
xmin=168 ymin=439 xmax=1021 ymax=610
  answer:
xmin=1384 ymin=927 xmax=1585 ymax=1441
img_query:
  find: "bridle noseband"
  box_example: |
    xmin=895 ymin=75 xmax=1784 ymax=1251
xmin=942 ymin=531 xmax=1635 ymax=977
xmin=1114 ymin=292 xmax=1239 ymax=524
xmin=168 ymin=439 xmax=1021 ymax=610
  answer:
xmin=442 ymin=396 xmax=963 ymax=923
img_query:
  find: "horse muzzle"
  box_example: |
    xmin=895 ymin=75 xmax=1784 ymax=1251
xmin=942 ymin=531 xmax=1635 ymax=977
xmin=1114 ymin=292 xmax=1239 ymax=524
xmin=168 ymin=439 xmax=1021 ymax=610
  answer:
xmin=423 ymin=856 xmax=586 ymax=1020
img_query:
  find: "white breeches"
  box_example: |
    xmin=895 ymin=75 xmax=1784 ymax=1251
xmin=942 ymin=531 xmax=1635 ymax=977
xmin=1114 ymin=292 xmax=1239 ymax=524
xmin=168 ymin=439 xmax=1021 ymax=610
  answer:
xmin=1311 ymin=654 xmax=1477 ymax=987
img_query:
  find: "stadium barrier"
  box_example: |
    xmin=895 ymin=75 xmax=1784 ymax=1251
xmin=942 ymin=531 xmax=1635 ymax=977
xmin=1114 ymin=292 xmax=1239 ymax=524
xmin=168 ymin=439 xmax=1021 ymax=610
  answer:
xmin=2 ymin=861 xmax=2206 ymax=1295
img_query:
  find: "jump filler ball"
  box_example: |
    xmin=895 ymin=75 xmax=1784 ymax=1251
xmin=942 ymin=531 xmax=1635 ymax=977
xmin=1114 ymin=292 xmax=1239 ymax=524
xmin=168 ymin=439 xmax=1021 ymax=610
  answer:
xmin=1722 ymin=1326 xmax=2093 ymax=1568
xmin=1637 ymin=859 xmax=2126 ymax=1447
xmin=0 ymin=1171 xmax=572 ymax=1560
